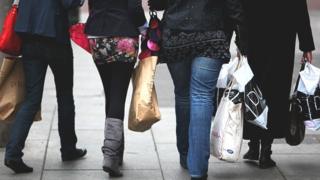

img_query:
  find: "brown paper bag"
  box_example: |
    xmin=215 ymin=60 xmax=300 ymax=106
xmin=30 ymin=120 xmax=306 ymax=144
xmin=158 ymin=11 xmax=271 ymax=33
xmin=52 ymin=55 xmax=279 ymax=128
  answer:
xmin=0 ymin=57 xmax=41 ymax=122
xmin=129 ymin=56 xmax=161 ymax=132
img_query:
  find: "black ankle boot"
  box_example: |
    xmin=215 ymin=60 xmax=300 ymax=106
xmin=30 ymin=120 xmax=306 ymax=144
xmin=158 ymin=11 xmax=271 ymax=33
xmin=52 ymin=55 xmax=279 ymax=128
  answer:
xmin=61 ymin=148 xmax=87 ymax=161
xmin=259 ymin=139 xmax=276 ymax=169
xmin=5 ymin=159 xmax=33 ymax=174
xmin=243 ymin=140 xmax=260 ymax=160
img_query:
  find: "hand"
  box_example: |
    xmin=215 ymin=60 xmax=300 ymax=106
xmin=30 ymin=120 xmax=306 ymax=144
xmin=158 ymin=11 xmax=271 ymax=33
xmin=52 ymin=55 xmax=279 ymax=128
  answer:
xmin=302 ymin=51 xmax=313 ymax=63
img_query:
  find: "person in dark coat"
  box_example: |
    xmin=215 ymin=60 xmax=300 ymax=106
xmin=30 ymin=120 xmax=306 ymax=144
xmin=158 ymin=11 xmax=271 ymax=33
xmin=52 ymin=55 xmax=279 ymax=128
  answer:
xmin=4 ymin=0 xmax=87 ymax=174
xmin=85 ymin=0 xmax=146 ymax=177
xmin=242 ymin=0 xmax=315 ymax=169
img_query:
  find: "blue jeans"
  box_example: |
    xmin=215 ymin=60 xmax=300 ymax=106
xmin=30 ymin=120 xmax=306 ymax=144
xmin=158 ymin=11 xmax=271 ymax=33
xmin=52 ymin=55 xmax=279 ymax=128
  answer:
xmin=168 ymin=57 xmax=223 ymax=177
xmin=167 ymin=61 xmax=191 ymax=166
xmin=5 ymin=36 xmax=78 ymax=161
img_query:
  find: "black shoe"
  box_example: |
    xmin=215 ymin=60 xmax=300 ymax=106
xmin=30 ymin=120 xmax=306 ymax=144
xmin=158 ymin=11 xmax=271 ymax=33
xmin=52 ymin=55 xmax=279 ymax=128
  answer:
xmin=5 ymin=159 xmax=33 ymax=174
xmin=61 ymin=148 xmax=87 ymax=161
xmin=243 ymin=140 xmax=260 ymax=161
xmin=259 ymin=154 xmax=276 ymax=169
xmin=191 ymin=174 xmax=207 ymax=180
xmin=259 ymin=139 xmax=276 ymax=169
xmin=103 ymin=166 xmax=123 ymax=177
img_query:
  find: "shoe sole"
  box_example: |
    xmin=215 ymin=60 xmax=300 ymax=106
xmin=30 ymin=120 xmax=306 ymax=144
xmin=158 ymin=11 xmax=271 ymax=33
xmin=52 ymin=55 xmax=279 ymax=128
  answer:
xmin=103 ymin=166 xmax=123 ymax=177
xmin=4 ymin=163 xmax=33 ymax=174
xmin=243 ymin=157 xmax=259 ymax=161
xmin=259 ymin=164 xmax=277 ymax=169
xmin=62 ymin=150 xmax=87 ymax=162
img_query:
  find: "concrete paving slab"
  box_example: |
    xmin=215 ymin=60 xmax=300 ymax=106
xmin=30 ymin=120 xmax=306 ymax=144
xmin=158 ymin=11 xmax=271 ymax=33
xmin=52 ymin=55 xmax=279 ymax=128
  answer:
xmin=42 ymin=170 xmax=163 ymax=180
xmin=0 ymin=140 xmax=47 ymax=180
xmin=207 ymin=162 xmax=285 ymax=180
xmin=152 ymin=108 xmax=177 ymax=144
xmin=45 ymin=130 xmax=159 ymax=170
xmin=274 ymin=154 xmax=320 ymax=179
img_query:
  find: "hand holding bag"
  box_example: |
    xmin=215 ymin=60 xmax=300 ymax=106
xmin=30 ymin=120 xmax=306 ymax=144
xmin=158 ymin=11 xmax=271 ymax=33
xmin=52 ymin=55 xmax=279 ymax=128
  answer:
xmin=0 ymin=0 xmax=22 ymax=56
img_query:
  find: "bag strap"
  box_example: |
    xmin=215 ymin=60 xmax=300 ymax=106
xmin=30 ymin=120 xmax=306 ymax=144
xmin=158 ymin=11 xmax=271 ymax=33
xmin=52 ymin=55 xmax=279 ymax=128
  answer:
xmin=293 ymin=62 xmax=306 ymax=92
xmin=223 ymin=56 xmax=243 ymax=99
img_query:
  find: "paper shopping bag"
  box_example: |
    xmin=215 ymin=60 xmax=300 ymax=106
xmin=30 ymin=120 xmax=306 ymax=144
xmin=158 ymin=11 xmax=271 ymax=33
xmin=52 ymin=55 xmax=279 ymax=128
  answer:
xmin=128 ymin=56 xmax=161 ymax=132
xmin=0 ymin=57 xmax=41 ymax=122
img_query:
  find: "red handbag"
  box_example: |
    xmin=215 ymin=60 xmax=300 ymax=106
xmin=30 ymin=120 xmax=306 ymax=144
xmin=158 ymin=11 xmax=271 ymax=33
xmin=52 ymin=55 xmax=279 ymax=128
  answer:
xmin=69 ymin=23 xmax=91 ymax=53
xmin=0 ymin=5 xmax=22 ymax=56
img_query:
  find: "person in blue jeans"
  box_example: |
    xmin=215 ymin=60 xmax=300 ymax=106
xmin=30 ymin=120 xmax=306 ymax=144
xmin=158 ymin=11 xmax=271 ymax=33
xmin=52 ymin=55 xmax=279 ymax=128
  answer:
xmin=4 ymin=0 xmax=86 ymax=174
xmin=148 ymin=0 xmax=247 ymax=179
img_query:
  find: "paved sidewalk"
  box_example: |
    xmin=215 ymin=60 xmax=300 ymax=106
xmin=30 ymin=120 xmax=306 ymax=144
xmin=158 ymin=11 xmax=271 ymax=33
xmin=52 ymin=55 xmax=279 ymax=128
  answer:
xmin=0 ymin=9 xmax=320 ymax=180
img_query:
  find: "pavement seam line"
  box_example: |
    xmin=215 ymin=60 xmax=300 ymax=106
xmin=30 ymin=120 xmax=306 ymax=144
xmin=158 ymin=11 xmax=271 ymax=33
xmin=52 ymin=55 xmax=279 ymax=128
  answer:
xmin=150 ymin=128 xmax=165 ymax=180
xmin=40 ymin=105 xmax=57 ymax=180
xmin=276 ymin=166 xmax=288 ymax=180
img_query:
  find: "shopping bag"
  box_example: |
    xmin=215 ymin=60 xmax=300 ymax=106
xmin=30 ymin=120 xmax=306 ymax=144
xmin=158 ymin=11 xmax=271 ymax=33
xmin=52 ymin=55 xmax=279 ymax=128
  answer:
xmin=211 ymin=88 xmax=243 ymax=162
xmin=216 ymin=56 xmax=268 ymax=129
xmin=128 ymin=56 xmax=161 ymax=132
xmin=286 ymin=64 xmax=306 ymax=145
xmin=294 ymin=62 xmax=320 ymax=131
xmin=69 ymin=23 xmax=91 ymax=53
xmin=297 ymin=62 xmax=320 ymax=95
xmin=216 ymin=57 xmax=240 ymax=108
xmin=0 ymin=57 xmax=41 ymax=122
xmin=0 ymin=4 xmax=21 ymax=56
xmin=243 ymin=80 xmax=268 ymax=129
xmin=128 ymin=10 xmax=161 ymax=132
xmin=211 ymin=59 xmax=244 ymax=162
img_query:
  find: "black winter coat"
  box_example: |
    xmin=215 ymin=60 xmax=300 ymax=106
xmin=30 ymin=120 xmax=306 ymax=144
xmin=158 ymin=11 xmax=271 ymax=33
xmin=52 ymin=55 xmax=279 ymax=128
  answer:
xmin=243 ymin=0 xmax=315 ymax=139
xmin=85 ymin=0 xmax=146 ymax=37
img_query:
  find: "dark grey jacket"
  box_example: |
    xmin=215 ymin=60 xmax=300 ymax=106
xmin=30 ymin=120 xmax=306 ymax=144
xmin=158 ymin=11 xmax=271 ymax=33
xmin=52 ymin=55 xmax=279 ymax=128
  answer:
xmin=15 ymin=0 xmax=83 ymax=44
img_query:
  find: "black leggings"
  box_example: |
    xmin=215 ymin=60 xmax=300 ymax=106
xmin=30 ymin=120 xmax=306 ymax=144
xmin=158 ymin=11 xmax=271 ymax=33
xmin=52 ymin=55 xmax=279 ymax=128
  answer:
xmin=95 ymin=62 xmax=135 ymax=120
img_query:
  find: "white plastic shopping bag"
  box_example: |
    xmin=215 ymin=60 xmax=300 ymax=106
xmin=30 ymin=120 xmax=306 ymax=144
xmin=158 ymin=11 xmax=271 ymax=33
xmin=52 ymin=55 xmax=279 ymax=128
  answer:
xmin=211 ymin=89 xmax=243 ymax=162
xmin=232 ymin=57 xmax=254 ymax=93
xmin=295 ymin=62 xmax=320 ymax=131
xmin=216 ymin=57 xmax=240 ymax=89
xmin=298 ymin=62 xmax=320 ymax=95
xmin=211 ymin=58 xmax=244 ymax=162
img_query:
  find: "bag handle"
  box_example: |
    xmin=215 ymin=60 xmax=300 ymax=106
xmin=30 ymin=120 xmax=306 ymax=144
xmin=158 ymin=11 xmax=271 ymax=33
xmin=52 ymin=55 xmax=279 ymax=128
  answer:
xmin=293 ymin=62 xmax=307 ymax=93
xmin=223 ymin=56 xmax=243 ymax=99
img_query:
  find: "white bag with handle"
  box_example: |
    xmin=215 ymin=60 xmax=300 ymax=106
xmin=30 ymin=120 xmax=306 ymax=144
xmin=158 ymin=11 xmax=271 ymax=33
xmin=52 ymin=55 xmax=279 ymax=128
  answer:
xmin=211 ymin=58 xmax=244 ymax=162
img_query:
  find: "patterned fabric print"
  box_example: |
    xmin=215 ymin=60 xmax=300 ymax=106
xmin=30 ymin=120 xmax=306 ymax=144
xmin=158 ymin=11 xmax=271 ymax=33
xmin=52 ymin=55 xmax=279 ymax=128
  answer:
xmin=89 ymin=37 xmax=139 ymax=65
xmin=159 ymin=29 xmax=231 ymax=63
